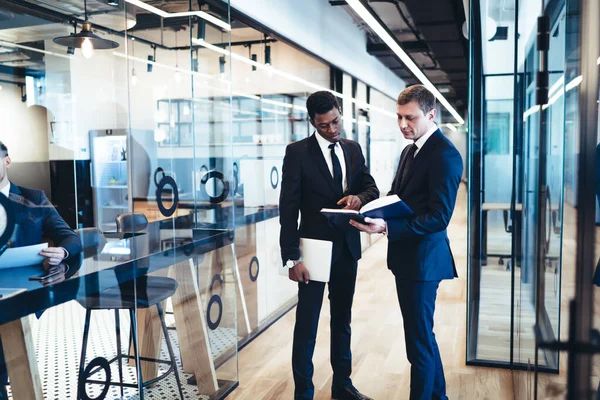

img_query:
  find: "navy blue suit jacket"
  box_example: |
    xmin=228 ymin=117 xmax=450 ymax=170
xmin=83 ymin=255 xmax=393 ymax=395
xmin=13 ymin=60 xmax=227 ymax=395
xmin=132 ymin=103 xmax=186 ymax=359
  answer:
xmin=279 ymin=134 xmax=379 ymax=264
xmin=386 ymin=130 xmax=463 ymax=281
xmin=7 ymin=183 xmax=81 ymax=258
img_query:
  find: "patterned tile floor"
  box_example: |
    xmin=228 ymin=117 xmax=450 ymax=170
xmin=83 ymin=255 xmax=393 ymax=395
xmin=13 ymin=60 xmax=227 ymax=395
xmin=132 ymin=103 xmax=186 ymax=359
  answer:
xmin=6 ymin=301 xmax=238 ymax=400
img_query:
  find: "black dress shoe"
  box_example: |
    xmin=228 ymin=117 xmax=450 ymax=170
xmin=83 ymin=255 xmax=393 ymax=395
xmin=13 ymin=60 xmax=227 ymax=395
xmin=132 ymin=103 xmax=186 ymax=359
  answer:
xmin=332 ymin=385 xmax=373 ymax=400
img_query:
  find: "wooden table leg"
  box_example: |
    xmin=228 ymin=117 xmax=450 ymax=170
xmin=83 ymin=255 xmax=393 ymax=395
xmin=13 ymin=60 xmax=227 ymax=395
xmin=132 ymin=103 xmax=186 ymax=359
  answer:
xmin=170 ymin=258 xmax=219 ymax=394
xmin=0 ymin=317 xmax=43 ymax=400
xmin=135 ymin=306 xmax=163 ymax=385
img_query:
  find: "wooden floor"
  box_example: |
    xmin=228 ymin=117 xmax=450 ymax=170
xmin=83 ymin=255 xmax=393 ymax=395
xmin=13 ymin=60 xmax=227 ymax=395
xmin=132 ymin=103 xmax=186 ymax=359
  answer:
xmin=229 ymin=185 xmax=574 ymax=399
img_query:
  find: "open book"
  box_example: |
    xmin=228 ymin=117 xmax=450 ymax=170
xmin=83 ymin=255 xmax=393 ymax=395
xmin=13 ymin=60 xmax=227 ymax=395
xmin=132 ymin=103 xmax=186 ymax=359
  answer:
xmin=320 ymin=195 xmax=413 ymax=229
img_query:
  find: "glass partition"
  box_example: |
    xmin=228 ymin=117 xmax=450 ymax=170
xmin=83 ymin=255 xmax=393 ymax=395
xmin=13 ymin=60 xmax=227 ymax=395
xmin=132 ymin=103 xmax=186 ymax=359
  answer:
xmin=468 ymin=0 xmax=565 ymax=376
xmin=0 ymin=1 xmax=236 ymax=399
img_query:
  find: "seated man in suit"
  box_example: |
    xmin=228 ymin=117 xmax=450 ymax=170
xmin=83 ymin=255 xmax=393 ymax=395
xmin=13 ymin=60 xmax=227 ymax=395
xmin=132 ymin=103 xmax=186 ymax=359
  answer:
xmin=280 ymin=91 xmax=379 ymax=400
xmin=351 ymin=85 xmax=463 ymax=400
xmin=0 ymin=140 xmax=82 ymax=398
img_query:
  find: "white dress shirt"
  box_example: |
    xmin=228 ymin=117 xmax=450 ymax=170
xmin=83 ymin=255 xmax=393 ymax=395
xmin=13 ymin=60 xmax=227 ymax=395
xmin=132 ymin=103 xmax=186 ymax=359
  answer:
xmin=0 ymin=182 xmax=9 ymax=236
xmin=314 ymin=132 xmax=347 ymax=192
xmin=413 ymin=124 xmax=438 ymax=157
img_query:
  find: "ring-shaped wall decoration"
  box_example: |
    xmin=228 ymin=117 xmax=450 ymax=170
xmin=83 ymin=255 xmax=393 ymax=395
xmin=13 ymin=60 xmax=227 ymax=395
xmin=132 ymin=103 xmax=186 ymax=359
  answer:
xmin=206 ymin=294 xmax=223 ymax=330
xmin=0 ymin=193 xmax=15 ymax=251
xmin=232 ymin=162 xmax=239 ymax=195
xmin=249 ymin=256 xmax=260 ymax=282
xmin=78 ymin=357 xmax=112 ymax=400
xmin=156 ymin=175 xmax=179 ymax=217
xmin=200 ymin=170 xmax=230 ymax=204
xmin=210 ymin=274 xmax=224 ymax=296
xmin=270 ymin=166 xmax=279 ymax=189
xmin=153 ymin=167 xmax=165 ymax=187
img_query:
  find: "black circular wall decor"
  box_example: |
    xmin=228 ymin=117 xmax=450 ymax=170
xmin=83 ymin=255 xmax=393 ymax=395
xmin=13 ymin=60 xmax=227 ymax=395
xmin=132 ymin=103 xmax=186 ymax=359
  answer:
xmin=153 ymin=167 xmax=165 ymax=187
xmin=200 ymin=170 xmax=230 ymax=204
xmin=156 ymin=175 xmax=179 ymax=217
xmin=210 ymin=273 xmax=224 ymax=295
xmin=0 ymin=193 xmax=15 ymax=251
xmin=232 ymin=162 xmax=239 ymax=195
xmin=249 ymin=256 xmax=260 ymax=282
xmin=270 ymin=166 xmax=279 ymax=189
xmin=207 ymin=294 xmax=223 ymax=330
xmin=78 ymin=357 xmax=111 ymax=400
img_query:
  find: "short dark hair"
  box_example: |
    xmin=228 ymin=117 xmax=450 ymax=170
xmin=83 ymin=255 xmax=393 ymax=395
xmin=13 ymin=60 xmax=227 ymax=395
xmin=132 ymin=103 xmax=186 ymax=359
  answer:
xmin=306 ymin=91 xmax=341 ymax=121
xmin=0 ymin=141 xmax=7 ymax=158
xmin=397 ymin=84 xmax=436 ymax=115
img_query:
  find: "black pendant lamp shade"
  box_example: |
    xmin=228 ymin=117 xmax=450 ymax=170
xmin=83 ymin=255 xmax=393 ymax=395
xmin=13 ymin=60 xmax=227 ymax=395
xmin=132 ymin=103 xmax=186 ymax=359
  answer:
xmin=54 ymin=22 xmax=119 ymax=50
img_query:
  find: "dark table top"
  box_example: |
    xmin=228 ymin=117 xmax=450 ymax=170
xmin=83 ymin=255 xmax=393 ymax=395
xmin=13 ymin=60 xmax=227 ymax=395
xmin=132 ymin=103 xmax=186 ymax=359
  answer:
xmin=0 ymin=206 xmax=279 ymax=326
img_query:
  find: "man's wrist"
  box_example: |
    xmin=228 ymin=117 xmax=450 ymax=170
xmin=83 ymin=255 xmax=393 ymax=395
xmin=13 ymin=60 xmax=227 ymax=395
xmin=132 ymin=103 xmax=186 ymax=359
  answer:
xmin=285 ymin=259 xmax=300 ymax=268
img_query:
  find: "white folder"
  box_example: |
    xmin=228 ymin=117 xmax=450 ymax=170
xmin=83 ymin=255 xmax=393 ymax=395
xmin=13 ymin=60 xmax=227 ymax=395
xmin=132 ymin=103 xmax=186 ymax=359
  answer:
xmin=279 ymin=238 xmax=333 ymax=283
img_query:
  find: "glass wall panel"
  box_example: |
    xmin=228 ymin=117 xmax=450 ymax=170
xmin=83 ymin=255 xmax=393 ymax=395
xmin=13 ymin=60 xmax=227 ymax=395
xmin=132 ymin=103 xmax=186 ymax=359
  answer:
xmin=0 ymin=1 xmax=236 ymax=399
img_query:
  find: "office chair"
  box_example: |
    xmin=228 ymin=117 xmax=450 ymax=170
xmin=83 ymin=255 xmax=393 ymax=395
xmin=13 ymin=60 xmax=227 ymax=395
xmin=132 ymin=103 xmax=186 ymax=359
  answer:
xmin=76 ymin=227 xmax=107 ymax=258
xmin=116 ymin=212 xmax=148 ymax=233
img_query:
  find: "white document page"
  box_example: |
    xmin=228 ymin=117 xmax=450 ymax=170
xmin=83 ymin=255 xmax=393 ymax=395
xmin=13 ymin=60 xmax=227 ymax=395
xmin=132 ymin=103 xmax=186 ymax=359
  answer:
xmin=279 ymin=238 xmax=334 ymax=283
xmin=0 ymin=243 xmax=48 ymax=269
xmin=300 ymin=238 xmax=333 ymax=282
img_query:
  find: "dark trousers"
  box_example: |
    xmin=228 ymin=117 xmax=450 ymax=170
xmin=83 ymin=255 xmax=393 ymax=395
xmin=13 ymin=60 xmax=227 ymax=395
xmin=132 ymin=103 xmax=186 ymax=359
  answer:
xmin=396 ymin=278 xmax=447 ymax=400
xmin=292 ymin=247 xmax=357 ymax=400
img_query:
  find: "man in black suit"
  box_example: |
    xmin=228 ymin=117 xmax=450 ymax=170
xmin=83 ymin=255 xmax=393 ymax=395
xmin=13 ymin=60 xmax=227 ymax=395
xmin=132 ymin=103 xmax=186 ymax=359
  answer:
xmin=280 ymin=91 xmax=379 ymax=400
xmin=0 ymin=140 xmax=81 ymax=398
xmin=351 ymin=85 xmax=463 ymax=400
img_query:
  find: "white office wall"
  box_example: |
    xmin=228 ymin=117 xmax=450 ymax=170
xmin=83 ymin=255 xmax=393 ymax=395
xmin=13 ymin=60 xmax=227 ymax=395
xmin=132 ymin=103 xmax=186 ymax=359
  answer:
xmin=0 ymin=84 xmax=49 ymax=163
xmin=229 ymin=0 xmax=406 ymax=99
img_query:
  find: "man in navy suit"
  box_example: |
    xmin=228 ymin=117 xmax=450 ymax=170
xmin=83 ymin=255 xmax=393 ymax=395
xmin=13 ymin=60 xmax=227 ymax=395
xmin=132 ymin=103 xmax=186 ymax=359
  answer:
xmin=351 ymin=85 xmax=463 ymax=400
xmin=280 ymin=91 xmax=379 ymax=400
xmin=0 ymin=140 xmax=81 ymax=398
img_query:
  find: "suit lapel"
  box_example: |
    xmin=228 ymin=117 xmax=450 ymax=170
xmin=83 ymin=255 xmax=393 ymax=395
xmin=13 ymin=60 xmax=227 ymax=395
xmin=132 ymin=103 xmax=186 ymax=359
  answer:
xmin=8 ymin=182 xmax=25 ymax=215
xmin=309 ymin=134 xmax=338 ymax=196
xmin=398 ymin=130 xmax=440 ymax=194
xmin=339 ymin=140 xmax=354 ymax=194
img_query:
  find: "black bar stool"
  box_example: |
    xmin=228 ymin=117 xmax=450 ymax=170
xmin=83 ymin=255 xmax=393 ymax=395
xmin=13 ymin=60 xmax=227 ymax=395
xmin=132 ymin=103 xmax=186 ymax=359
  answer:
xmin=77 ymin=276 xmax=184 ymax=399
xmin=76 ymin=276 xmax=184 ymax=400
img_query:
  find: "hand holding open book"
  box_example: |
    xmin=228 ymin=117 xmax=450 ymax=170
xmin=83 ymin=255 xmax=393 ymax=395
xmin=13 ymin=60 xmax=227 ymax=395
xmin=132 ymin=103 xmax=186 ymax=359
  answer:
xmin=320 ymin=195 xmax=414 ymax=230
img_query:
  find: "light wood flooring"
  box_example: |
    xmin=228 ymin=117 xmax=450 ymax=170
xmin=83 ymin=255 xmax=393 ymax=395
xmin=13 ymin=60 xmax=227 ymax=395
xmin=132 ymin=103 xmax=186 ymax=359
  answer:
xmin=229 ymin=185 xmax=589 ymax=399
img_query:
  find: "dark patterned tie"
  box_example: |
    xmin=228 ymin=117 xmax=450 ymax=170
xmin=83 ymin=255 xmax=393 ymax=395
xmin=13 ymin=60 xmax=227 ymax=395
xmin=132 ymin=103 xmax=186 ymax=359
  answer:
xmin=400 ymin=143 xmax=418 ymax=188
xmin=329 ymin=142 xmax=343 ymax=195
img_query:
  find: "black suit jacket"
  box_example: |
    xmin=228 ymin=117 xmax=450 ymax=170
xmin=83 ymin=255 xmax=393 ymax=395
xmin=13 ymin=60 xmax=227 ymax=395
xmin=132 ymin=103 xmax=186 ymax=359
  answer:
xmin=279 ymin=134 xmax=379 ymax=264
xmin=386 ymin=130 xmax=463 ymax=281
xmin=7 ymin=183 xmax=81 ymax=258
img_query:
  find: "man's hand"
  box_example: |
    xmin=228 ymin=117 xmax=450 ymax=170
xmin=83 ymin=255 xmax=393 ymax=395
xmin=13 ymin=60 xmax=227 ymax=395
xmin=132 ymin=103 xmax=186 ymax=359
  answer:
xmin=40 ymin=247 xmax=67 ymax=267
xmin=337 ymin=195 xmax=362 ymax=211
xmin=349 ymin=217 xmax=387 ymax=234
xmin=288 ymin=262 xmax=310 ymax=284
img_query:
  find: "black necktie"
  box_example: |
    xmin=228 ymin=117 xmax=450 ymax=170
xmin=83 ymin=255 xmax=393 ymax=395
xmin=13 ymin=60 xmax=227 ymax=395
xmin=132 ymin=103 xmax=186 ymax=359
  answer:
xmin=400 ymin=143 xmax=418 ymax=188
xmin=329 ymin=142 xmax=343 ymax=195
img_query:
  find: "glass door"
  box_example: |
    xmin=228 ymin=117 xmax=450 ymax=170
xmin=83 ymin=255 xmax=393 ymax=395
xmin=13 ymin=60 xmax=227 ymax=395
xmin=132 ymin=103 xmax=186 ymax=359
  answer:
xmin=519 ymin=4 xmax=566 ymax=373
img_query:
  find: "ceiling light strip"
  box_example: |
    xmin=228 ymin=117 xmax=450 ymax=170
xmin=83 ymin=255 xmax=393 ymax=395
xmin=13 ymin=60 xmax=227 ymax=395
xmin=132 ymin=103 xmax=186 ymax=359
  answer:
xmin=192 ymin=38 xmax=397 ymax=120
xmin=125 ymin=0 xmax=231 ymax=31
xmin=0 ymin=40 xmax=72 ymax=60
xmin=113 ymin=51 xmax=214 ymax=79
xmin=344 ymin=0 xmax=464 ymax=125
xmin=445 ymin=123 xmax=457 ymax=132
xmin=547 ymin=75 xmax=564 ymax=98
